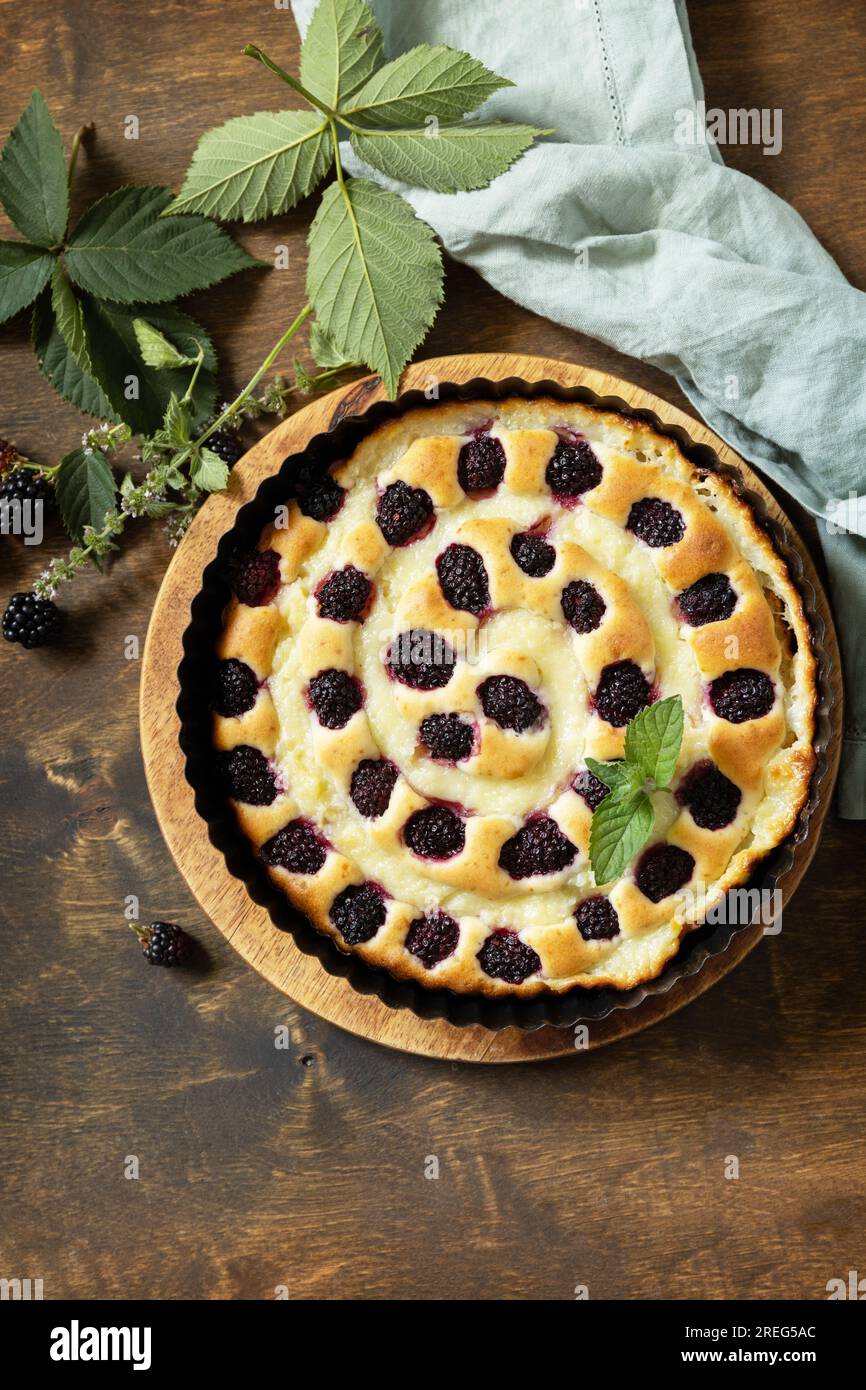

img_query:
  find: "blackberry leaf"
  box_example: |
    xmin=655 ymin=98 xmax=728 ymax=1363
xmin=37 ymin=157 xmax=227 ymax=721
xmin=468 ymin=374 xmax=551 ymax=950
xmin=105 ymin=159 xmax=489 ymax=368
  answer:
xmin=344 ymin=44 xmax=512 ymax=126
xmin=300 ymin=0 xmax=385 ymax=108
xmin=65 ymin=186 xmax=259 ymax=304
xmin=0 ymin=242 xmax=54 ymax=324
xmin=50 ymin=262 xmax=91 ymax=375
xmin=307 ymin=178 xmax=442 ymax=398
xmin=167 ymin=111 xmax=331 ymax=222
xmin=0 ymin=91 xmax=68 ymax=247
xmin=32 ymin=290 xmax=117 ymax=421
xmin=350 ymin=122 xmax=544 ymax=194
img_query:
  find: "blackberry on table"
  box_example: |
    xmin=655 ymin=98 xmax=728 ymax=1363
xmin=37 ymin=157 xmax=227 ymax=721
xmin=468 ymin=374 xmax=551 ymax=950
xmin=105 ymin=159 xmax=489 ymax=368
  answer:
xmin=136 ymin=921 xmax=191 ymax=967
xmin=2 ymin=592 xmax=63 ymax=649
xmin=206 ymin=430 xmax=243 ymax=466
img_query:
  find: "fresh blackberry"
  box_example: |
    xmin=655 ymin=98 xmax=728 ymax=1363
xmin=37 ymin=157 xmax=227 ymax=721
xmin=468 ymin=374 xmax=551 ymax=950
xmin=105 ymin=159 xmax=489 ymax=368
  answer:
xmin=572 ymin=768 xmax=611 ymax=811
xmin=676 ymin=572 xmax=737 ymax=627
xmin=307 ymin=667 xmax=362 ymax=728
xmin=329 ymin=882 xmax=386 ymax=945
xmin=2 ymin=592 xmax=63 ymax=649
xmin=206 ymin=429 xmax=243 ymax=467
xmin=561 ymin=579 xmax=606 ymax=633
xmin=436 ymin=543 xmax=490 ymax=615
xmin=261 ymin=818 xmax=328 ymax=874
xmin=213 ymin=658 xmax=259 ymax=717
xmin=478 ymin=674 xmax=544 ymax=733
xmin=419 ymin=712 xmax=475 ymax=762
xmin=316 ymin=565 xmax=372 ymax=622
xmin=626 ymin=497 xmax=685 ymax=548
xmin=386 ymin=629 xmax=456 ymax=690
xmin=545 ymin=439 xmax=602 ymax=499
xmin=375 ymin=480 xmax=434 ymax=546
xmin=0 ymin=468 xmax=54 ymax=519
xmin=709 ymin=668 xmax=775 ymax=724
xmin=138 ymin=921 xmax=191 ymax=967
xmin=218 ymin=745 xmax=278 ymax=805
xmin=574 ymin=896 xmax=620 ymax=941
xmin=230 ymin=548 xmax=280 ymax=607
xmin=350 ymin=758 xmax=398 ymax=818
xmin=477 ymin=929 xmax=541 ymax=984
xmin=498 ymin=816 xmax=577 ymax=879
xmin=676 ymin=759 xmax=742 ymax=830
xmin=593 ymin=660 xmax=651 ymax=727
xmin=405 ymin=910 xmax=460 ymax=969
xmin=288 ymin=459 xmax=346 ymax=522
xmin=634 ymin=843 xmax=695 ymax=903
xmin=403 ymin=805 xmax=465 ymax=859
xmin=510 ymin=531 xmax=555 ymax=577
xmin=0 ymin=439 xmax=18 ymax=474
xmin=457 ymin=434 xmax=506 ymax=493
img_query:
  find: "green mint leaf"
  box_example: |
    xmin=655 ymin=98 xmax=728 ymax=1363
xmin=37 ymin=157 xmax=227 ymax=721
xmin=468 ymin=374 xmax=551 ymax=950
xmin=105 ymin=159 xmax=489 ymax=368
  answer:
xmin=50 ymin=262 xmax=91 ymax=375
xmin=0 ymin=242 xmax=54 ymax=324
xmin=300 ymin=0 xmax=385 ymax=108
xmin=32 ymin=290 xmax=117 ymax=420
xmin=65 ymin=186 xmax=259 ymax=304
xmin=161 ymin=394 xmax=193 ymax=448
xmin=309 ymin=318 xmax=359 ymax=370
xmin=589 ymin=787 xmax=655 ymax=887
xmin=166 ymin=111 xmax=331 ymax=222
xmin=54 ymin=446 xmax=117 ymax=546
xmin=190 ymin=447 xmax=230 ymax=493
xmin=350 ymin=121 xmax=544 ymax=194
xmin=133 ymin=317 xmax=197 ymax=369
xmin=344 ymin=45 xmax=513 ymax=126
xmin=82 ymin=298 xmax=217 ymax=434
xmin=306 ymin=177 xmax=442 ymax=398
xmin=584 ymin=758 xmax=641 ymax=796
xmin=623 ymin=695 xmax=684 ymax=789
xmin=0 ymin=91 xmax=68 ymax=246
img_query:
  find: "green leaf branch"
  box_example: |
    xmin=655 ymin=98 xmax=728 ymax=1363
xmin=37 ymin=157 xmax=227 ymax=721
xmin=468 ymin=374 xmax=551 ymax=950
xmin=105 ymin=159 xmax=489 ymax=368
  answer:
xmin=588 ymin=696 xmax=686 ymax=886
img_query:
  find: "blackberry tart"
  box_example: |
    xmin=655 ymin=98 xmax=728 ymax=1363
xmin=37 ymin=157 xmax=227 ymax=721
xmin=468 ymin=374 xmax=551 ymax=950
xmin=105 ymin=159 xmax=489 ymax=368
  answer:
xmin=212 ymin=398 xmax=817 ymax=997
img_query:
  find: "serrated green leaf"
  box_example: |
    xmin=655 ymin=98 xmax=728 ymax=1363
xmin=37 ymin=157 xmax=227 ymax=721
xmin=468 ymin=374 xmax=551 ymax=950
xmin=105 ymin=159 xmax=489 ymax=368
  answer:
xmin=133 ymin=317 xmax=197 ymax=369
xmin=32 ymin=290 xmax=118 ymax=420
xmin=300 ymin=0 xmax=385 ymax=108
xmin=589 ymin=788 xmax=655 ymax=887
xmin=307 ymin=177 xmax=442 ymax=398
xmin=0 ymin=242 xmax=54 ymax=323
xmin=309 ymin=318 xmax=358 ymax=370
xmin=584 ymin=758 xmax=641 ymax=797
xmin=54 ymin=447 xmax=117 ymax=545
xmin=0 ymin=91 xmax=68 ymax=246
xmin=166 ymin=111 xmax=331 ymax=221
xmin=190 ymin=447 xmax=230 ymax=493
xmin=82 ymin=298 xmax=217 ymax=434
xmin=161 ymin=393 xmax=193 ymax=448
xmin=65 ymin=185 xmax=259 ymax=304
xmin=345 ymin=45 xmax=512 ymax=126
xmin=351 ymin=121 xmax=544 ymax=193
xmin=624 ymin=695 xmax=684 ymax=789
xmin=50 ymin=262 xmax=91 ymax=374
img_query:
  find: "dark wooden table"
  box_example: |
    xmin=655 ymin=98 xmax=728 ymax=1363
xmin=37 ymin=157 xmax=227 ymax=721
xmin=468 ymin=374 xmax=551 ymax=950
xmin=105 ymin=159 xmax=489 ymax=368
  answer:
xmin=1 ymin=1 xmax=863 ymax=1301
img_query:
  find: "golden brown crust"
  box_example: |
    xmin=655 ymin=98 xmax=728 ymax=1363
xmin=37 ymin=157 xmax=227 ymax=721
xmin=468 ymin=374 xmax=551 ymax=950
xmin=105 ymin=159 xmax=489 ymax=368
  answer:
xmin=213 ymin=396 xmax=817 ymax=998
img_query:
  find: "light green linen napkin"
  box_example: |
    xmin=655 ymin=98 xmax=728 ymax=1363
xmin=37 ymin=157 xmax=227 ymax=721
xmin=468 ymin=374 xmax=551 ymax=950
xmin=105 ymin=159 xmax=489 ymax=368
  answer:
xmin=294 ymin=0 xmax=866 ymax=815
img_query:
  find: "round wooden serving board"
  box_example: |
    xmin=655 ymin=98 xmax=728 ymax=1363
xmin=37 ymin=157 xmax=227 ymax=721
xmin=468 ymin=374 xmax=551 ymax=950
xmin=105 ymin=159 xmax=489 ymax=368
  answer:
xmin=140 ymin=354 xmax=842 ymax=1063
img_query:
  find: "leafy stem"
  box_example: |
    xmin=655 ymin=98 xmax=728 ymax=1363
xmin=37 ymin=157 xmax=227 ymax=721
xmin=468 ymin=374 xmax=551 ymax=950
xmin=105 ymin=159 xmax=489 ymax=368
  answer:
xmin=242 ymin=44 xmax=335 ymax=118
xmin=195 ymin=301 xmax=312 ymax=449
xmin=66 ymin=122 xmax=93 ymax=194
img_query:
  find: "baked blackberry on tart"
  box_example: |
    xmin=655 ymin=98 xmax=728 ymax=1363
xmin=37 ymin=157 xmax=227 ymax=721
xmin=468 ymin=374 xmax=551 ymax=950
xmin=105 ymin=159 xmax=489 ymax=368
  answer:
xmin=212 ymin=398 xmax=817 ymax=998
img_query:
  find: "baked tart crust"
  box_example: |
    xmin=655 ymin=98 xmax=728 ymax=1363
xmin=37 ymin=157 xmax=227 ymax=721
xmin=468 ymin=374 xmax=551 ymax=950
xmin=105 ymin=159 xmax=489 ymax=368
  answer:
xmin=213 ymin=398 xmax=817 ymax=998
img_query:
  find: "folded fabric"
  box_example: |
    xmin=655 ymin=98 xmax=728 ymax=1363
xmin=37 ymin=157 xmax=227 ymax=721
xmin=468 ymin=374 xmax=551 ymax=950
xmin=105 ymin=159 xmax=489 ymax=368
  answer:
xmin=293 ymin=0 xmax=866 ymax=815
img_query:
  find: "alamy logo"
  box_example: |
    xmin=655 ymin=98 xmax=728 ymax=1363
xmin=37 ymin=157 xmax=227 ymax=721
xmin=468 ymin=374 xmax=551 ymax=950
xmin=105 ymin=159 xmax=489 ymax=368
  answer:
xmin=0 ymin=1276 xmax=43 ymax=1299
xmin=674 ymin=100 xmax=782 ymax=156
xmin=826 ymin=1269 xmax=866 ymax=1299
xmin=49 ymin=1321 xmax=152 ymax=1371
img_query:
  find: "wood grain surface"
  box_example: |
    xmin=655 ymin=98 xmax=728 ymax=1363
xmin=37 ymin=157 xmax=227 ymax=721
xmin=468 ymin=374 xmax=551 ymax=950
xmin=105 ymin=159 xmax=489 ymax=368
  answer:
xmin=1 ymin=0 xmax=864 ymax=1300
xmin=140 ymin=352 xmax=842 ymax=1063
